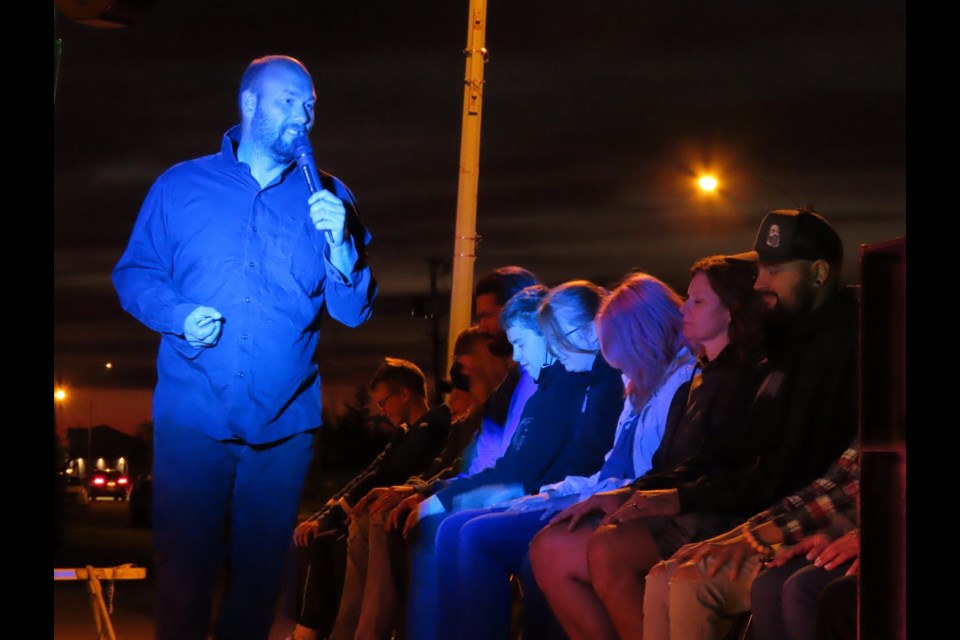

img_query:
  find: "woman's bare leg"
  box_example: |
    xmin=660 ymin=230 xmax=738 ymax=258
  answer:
xmin=529 ymin=521 xmax=618 ymax=640
xmin=587 ymin=519 xmax=663 ymax=640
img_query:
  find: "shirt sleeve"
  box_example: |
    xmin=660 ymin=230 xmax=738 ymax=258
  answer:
xmin=322 ymin=255 xmax=377 ymax=328
xmin=632 ymin=362 xmax=695 ymax=478
xmin=432 ymin=373 xmax=584 ymax=511
xmin=112 ymin=177 xmax=202 ymax=359
xmin=465 ymin=417 xmax=505 ymax=475
xmin=749 ymin=445 xmax=859 ymax=544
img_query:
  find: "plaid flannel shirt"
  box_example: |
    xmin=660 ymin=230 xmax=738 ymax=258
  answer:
xmin=749 ymin=441 xmax=859 ymax=544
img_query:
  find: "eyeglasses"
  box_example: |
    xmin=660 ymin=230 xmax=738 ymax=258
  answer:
xmin=560 ymin=324 xmax=582 ymax=339
xmin=375 ymin=391 xmax=396 ymax=410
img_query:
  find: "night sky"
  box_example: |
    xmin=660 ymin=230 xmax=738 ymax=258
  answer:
xmin=53 ymin=0 xmax=906 ymax=430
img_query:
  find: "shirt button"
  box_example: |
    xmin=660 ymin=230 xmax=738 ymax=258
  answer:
xmin=249 ymin=261 xmax=256 ymax=268
xmin=252 ymin=226 xmax=258 ymax=233
xmin=241 ymin=334 xmax=249 ymax=340
xmin=244 ymin=297 xmax=252 ymax=303
xmin=237 ymin=372 xmax=244 ymax=378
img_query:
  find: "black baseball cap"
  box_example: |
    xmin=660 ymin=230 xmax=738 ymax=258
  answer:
xmin=729 ymin=209 xmax=843 ymax=265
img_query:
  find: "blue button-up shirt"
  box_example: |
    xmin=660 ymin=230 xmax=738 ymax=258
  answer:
xmin=113 ymin=126 xmax=376 ymax=444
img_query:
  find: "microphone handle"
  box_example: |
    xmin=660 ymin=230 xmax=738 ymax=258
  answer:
xmin=299 ymin=163 xmax=335 ymax=244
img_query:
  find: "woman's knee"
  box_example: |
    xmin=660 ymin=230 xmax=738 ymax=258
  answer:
xmin=530 ymin=523 xmax=573 ymax=579
xmin=458 ymin=516 xmax=496 ymax=564
xmin=586 ymin=525 xmax=631 ymax=593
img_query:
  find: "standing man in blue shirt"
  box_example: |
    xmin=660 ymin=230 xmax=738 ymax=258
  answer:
xmin=113 ymin=55 xmax=377 ymax=640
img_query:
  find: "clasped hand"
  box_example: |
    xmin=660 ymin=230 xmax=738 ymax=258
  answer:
xmin=184 ymin=306 xmax=223 ymax=348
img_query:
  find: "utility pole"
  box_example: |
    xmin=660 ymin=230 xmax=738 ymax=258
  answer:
xmin=446 ymin=0 xmax=489 ymax=370
xmin=88 ymin=398 xmax=93 ymax=464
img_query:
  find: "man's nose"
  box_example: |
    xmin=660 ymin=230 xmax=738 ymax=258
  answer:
xmin=291 ymin=107 xmax=310 ymax=124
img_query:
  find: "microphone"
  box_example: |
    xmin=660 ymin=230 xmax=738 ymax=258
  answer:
xmin=293 ymin=134 xmax=334 ymax=242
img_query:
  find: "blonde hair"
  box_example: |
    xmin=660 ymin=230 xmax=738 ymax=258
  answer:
xmin=538 ymin=280 xmax=608 ymax=355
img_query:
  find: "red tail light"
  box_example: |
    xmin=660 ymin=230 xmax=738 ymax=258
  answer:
xmin=92 ymin=477 xmax=105 ymax=485
xmin=118 ymin=477 xmax=129 ymax=485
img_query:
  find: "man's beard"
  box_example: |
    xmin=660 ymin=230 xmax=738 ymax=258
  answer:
xmin=762 ymin=280 xmax=817 ymax=335
xmin=251 ymin=106 xmax=297 ymax=163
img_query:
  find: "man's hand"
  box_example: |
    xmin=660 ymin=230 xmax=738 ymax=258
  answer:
xmin=354 ymin=486 xmax=413 ymax=517
xmin=402 ymin=506 xmax=421 ymax=538
xmin=309 ymin=190 xmax=358 ymax=277
xmin=813 ymin=529 xmax=860 ymax=575
xmin=386 ymin=493 xmax=424 ymax=532
xmin=308 ymin=190 xmax=347 ymax=245
xmin=602 ymin=489 xmax=682 ymax=525
xmin=292 ymin=520 xmax=320 ymax=547
xmin=689 ymin=537 xmax=756 ymax=580
xmin=670 ymin=540 xmax=708 ymax=565
xmin=184 ymin=306 xmax=223 ymax=348
xmin=367 ymin=486 xmax=416 ymax=517
xmin=549 ymin=487 xmax=631 ymax=531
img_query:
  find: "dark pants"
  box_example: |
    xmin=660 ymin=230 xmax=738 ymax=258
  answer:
xmin=152 ymin=420 xmax=314 ymax=640
xmin=750 ymin=556 xmax=853 ymax=640
xmin=297 ymin=527 xmax=348 ymax=636
xmin=817 ymin=574 xmax=858 ymax=640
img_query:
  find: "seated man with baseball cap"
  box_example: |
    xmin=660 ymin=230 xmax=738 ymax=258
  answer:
xmin=528 ymin=209 xmax=859 ymax=640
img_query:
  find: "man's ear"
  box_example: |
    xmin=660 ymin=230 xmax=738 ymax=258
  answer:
xmin=811 ymin=259 xmax=831 ymax=287
xmin=240 ymin=89 xmax=258 ymax=119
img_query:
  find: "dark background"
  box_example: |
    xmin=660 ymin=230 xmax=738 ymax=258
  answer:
xmin=53 ymin=0 xmax=906 ymax=412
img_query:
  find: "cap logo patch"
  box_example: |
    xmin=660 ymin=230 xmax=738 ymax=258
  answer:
xmin=766 ymin=224 xmax=781 ymax=248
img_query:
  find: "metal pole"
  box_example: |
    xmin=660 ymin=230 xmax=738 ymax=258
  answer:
xmin=446 ymin=0 xmax=489 ymax=370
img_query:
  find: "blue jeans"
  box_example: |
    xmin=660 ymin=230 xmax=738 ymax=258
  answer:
xmin=152 ymin=420 xmax=314 ymax=640
xmin=405 ymin=507 xmax=504 ymax=640
xmin=406 ymin=505 xmax=567 ymax=640
xmin=453 ymin=508 xmax=560 ymax=640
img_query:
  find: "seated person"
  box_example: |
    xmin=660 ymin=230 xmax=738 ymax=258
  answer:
xmin=642 ymin=442 xmax=858 ymax=640
xmin=285 ymin=358 xmax=452 ymax=640
xmin=325 ymin=323 xmax=533 ymax=640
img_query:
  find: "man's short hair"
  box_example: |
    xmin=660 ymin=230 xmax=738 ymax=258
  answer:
xmin=499 ymin=285 xmax=550 ymax=333
xmin=453 ymin=325 xmax=490 ymax=356
xmin=475 ymin=266 xmax=539 ymax=306
xmin=369 ymin=357 xmax=428 ymax=400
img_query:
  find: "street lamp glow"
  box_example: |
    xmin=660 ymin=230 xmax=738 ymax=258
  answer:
xmin=697 ymin=175 xmax=719 ymax=192
xmin=105 ymin=362 xmax=113 ymax=369
xmin=54 ymin=388 xmax=67 ymax=402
